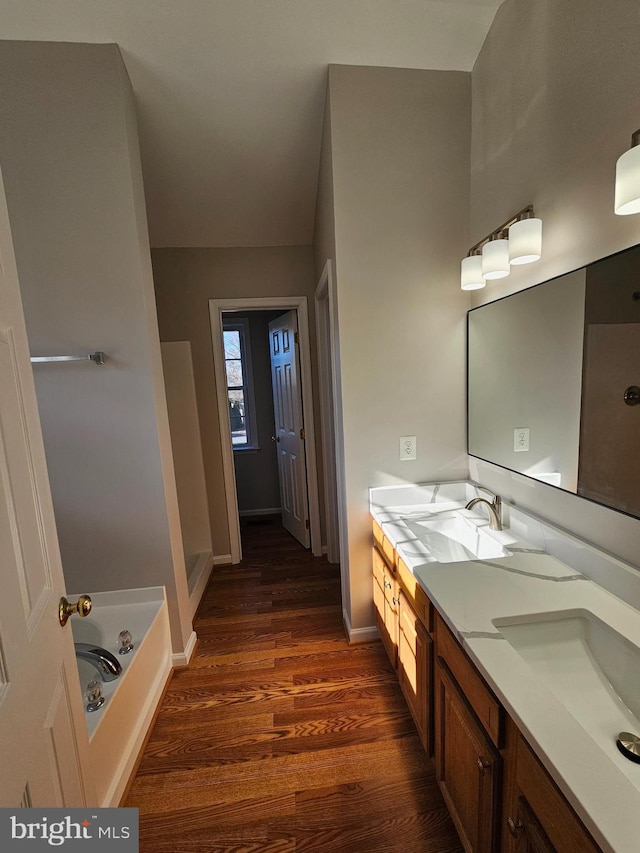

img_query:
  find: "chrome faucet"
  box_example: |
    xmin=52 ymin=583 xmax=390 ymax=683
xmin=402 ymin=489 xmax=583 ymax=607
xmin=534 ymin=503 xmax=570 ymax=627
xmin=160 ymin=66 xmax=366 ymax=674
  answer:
xmin=74 ymin=643 xmax=122 ymax=682
xmin=465 ymin=487 xmax=503 ymax=531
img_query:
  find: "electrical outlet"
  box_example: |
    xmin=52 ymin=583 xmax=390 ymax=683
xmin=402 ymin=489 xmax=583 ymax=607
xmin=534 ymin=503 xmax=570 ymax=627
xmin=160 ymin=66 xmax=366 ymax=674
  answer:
xmin=514 ymin=427 xmax=530 ymax=452
xmin=400 ymin=435 xmax=417 ymax=461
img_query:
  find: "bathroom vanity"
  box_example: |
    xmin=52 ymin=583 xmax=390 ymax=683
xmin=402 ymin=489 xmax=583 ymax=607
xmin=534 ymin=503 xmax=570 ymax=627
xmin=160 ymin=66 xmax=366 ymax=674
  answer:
xmin=370 ymin=482 xmax=640 ymax=853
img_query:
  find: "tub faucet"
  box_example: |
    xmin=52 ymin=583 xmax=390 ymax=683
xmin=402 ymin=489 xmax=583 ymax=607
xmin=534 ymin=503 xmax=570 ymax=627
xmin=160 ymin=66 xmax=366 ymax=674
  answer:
xmin=465 ymin=487 xmax=502 ymax=531
xmin=74 ymin=643 xmax=122 ymax=682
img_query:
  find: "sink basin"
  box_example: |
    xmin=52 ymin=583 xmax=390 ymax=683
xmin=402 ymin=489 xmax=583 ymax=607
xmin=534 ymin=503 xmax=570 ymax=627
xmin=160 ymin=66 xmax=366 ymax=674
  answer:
xmin=404 ymin=513 xmax=510 ymax=563
xmin=493 ymin=609 xmax=640 ymax=759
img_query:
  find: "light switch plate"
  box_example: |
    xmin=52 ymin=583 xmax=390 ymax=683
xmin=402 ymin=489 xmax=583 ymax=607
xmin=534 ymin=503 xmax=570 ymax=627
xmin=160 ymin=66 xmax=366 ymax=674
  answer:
xmin=514 ymin=427 xmax=530 ymax=452
xmin=400 ymin=435 xmax=417 ymax=461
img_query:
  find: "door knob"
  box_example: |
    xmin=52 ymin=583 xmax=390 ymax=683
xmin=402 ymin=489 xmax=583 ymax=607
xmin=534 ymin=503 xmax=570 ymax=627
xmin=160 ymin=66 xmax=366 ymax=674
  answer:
xmin=59 ymin=594 xmax=92 ymax=627
xmin=624 ymin=385 xmax=640 ymax=406
xmin=271 ymin=435 xmax=280 ymax=442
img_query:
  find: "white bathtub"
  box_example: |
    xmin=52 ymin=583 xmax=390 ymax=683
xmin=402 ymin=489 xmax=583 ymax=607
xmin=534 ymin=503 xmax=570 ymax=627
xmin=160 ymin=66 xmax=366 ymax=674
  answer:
xmin=70 ymin=586 xmax=172 ymax=806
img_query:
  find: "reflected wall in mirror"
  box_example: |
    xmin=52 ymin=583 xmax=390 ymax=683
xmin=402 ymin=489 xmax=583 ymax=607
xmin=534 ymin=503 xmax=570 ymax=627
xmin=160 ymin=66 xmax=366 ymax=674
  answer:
xmin=468 ymin=244 xmax=640 ymax=520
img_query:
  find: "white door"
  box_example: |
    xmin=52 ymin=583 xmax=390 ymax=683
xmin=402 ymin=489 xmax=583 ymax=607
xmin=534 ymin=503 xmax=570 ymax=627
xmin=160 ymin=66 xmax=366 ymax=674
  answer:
xmin=0 ymin=167 xmax=92 ymax=807
xmin=269 ymin=311 xmax=310 ymax=547
xmin=578 ymin=323 xmax=640 ymax=517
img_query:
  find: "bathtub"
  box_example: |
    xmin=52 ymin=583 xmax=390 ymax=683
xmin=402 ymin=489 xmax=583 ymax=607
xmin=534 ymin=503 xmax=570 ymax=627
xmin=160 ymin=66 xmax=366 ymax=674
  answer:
xmin=70 ymin=586 xmax=172 ymax=807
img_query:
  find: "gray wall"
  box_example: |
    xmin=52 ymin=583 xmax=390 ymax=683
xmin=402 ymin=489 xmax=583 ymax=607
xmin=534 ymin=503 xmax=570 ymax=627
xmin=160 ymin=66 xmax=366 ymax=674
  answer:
xmin=0 ymin=41 xmax=192 ymax=652
xmin=161 ymin=341 xmax=212 ymax=569
xmin=229 ymin=310 xmax=282 ymax=514
xmin=152 ymin=246 xmax=320 ymax=558
xmin=469 ymin=0 xmax=640 ymax=566
xmin=322 ymin=65 xmax=471 ymax=631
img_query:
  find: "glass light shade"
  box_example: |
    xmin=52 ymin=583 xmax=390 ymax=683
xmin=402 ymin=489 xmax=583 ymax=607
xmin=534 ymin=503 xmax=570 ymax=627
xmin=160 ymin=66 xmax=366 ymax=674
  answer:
xmin=460 ymin=255 xmax=485 ymax=291
xmin=482 ymin=239 xmax=510 ymax=280
xmin=509 ymin=218 xmax=542 ymax=265
xmin=615 ymin=144 xmax=640 ymax=215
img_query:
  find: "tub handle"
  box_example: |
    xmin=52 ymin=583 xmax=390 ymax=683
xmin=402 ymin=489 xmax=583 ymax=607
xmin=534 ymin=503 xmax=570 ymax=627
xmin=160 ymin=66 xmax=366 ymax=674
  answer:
xmin=59 ymin=594 xmax=92 ymax=627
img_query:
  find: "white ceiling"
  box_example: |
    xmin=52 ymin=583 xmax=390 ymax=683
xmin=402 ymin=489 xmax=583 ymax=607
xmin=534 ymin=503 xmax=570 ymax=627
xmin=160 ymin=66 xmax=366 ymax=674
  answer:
xmin=0 ymin=1 xmax=503 ymax=248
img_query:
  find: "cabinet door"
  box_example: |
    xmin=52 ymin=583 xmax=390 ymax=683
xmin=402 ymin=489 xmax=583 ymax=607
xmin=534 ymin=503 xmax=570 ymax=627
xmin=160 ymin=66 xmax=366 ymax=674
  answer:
xmin=504 ymin=734 xmax=600 ymax=853
xmin=510 ymin=797 xmax=556 ymax=853
xmin=435 ymin=660 xmax=501 ymax=853
xmin=398 ymin=591 xmax=432 ymax=755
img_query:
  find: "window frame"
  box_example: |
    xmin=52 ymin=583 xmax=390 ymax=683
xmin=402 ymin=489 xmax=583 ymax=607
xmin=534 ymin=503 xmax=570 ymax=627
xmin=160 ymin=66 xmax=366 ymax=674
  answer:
xmin=222 ymin=317 xmax=259 ymax=451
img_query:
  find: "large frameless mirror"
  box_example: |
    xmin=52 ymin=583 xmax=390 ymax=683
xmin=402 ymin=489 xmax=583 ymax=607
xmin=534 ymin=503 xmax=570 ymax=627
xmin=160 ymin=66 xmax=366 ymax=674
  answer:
xmin=467 ymin=243 xmax=640 ymax=519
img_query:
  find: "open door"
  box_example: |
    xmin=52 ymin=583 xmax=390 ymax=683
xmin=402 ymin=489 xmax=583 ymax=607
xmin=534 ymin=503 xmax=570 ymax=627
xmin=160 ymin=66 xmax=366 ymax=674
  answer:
xmin=268 ymin=311 xmax=310 ymax=548
xmin=578 ymin=323 xmax=640 ymax=516
xmin=0 ymin=167 xmax=91 ymax=807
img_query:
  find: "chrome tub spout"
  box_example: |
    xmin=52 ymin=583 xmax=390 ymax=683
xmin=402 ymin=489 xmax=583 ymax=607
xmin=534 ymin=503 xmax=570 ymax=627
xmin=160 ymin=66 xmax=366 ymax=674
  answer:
xmin=74 ymin=643 xmax=122 ymax=682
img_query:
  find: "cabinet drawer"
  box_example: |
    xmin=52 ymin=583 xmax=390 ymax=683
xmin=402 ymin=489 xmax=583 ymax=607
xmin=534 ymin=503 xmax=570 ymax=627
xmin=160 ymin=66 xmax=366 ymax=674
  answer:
xmin=372 ymin=546 xmax=385 ymax=588
xmin=397 ymin=556 xmax=432 ymax=631
xmin=372 ymin=519 xmax=395 ymax=568
xmin=513 ymin=735 xmax=600 ymax=853
xmin=435 ymin=612 xmax=502 ymax=747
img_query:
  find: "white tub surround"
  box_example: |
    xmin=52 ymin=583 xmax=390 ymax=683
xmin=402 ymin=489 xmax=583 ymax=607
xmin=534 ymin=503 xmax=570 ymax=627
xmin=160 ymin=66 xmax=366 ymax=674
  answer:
xmin=70 ymin=587 xmax=172 ymax=807
xmin=370 ymin=482 xmax=640 ymax=853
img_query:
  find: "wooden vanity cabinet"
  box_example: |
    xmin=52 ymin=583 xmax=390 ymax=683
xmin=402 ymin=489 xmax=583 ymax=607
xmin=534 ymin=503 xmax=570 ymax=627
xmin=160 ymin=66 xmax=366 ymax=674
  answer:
xmin=371 ymin=516 xmax=602 ymax=853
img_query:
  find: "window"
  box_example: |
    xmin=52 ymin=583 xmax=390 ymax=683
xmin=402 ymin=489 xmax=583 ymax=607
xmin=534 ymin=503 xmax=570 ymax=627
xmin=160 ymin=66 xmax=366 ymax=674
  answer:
xmin=223 ymin=318 xmax=258 ymax=450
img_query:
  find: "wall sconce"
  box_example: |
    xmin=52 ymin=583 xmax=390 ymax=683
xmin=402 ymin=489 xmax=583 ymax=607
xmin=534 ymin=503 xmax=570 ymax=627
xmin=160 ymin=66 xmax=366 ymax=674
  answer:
xmin=460 ymin=205 xmax=542 ymax=290
xmin=615 ymin=128 xmax=640 ymax=215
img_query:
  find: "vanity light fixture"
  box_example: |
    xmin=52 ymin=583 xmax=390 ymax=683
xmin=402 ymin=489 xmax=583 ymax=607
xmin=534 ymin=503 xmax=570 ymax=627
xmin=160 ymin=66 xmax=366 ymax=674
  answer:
xmin=460 ymin=205 xmax=542 ymax=290
xmin=615 ymin=128 xmax=640 ymax=215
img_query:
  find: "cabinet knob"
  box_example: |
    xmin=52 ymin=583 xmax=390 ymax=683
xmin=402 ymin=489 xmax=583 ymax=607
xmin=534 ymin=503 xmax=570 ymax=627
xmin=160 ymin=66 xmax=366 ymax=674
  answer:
xmin=392 ymin=596 xmax=399 ymax=606
xmin=384 ymin=579 xmax=391 ymax=589
xmin=507 ymin=816 xmax=523 ymax=838
xmin=477 ymin=757 xmax=491 ymax=774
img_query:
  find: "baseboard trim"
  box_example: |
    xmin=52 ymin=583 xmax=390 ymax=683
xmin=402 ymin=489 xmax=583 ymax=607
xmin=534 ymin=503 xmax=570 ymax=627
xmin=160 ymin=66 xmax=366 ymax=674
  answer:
xmin=238 ymin=507 xmax=281 ymax=517
xmin=172 ymin=630 xmax=198 ymax=668
xmin=188 ymin=552 xmax=215 ymax=618
xmin=213 ymin=553 xmax=233 ymax=565
xmin=342 ymin=607 xmax=379 ymax=644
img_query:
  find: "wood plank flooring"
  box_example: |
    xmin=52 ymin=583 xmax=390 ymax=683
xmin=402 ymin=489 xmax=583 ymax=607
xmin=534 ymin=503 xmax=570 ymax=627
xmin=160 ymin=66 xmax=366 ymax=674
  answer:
xmin=125 ymin=517 xmax=463 ymax=852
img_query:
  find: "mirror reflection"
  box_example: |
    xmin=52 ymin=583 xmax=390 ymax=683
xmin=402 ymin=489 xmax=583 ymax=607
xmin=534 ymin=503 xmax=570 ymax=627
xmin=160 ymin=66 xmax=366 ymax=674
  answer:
xmin=468 ymin=244 xmax=640 ymax=519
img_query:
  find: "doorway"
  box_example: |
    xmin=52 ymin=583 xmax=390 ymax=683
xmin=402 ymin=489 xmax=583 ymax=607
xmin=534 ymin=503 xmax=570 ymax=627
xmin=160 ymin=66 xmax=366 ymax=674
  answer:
xmin=209 ymin=297 xmax=322 ymax=563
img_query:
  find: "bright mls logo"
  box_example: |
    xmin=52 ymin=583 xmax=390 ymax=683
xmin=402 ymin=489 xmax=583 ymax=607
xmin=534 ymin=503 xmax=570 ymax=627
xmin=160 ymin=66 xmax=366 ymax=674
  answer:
xmin=0 ymin=808 xmax=138 ymax=850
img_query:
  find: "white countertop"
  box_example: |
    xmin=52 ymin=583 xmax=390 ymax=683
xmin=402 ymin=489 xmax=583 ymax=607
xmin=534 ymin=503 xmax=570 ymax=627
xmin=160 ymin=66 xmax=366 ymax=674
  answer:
xmin=370 ymin=481 xmax=640 ymax=853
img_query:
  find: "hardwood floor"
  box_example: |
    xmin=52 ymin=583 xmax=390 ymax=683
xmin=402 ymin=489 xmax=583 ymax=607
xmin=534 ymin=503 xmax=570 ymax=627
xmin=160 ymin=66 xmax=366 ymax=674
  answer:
xmin=125 ymin=517 xmax=463 ymax=852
